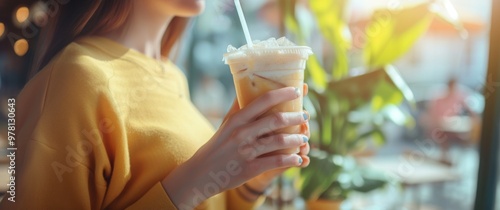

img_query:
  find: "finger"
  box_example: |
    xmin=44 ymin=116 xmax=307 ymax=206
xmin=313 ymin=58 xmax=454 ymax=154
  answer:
xmin=250 ymin=134 xmax=308 ymax=158
xmin=249 ymin=154 xmax=302 ymax=174
xmin=300 ymin=121 xmax=310 ymax=138
xmin=298 ymin=155 xmax=310 ymax=167
xmin=298 ymin=142 xmax=310 ymax=156
xmin=222 ymin=99 xmax=240 ymax=124
xmin=253 ymin=168 xmax=289 ymax=182
xmin=238 ymin=112 xmax=309 ymax=140
xmin=303 ymin=83 xmax=308 ymax=96
xmin=232 ymin=87 xmax=300 ymax=125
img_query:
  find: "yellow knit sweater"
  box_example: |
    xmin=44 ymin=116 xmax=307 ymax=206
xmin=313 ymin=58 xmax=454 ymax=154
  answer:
xmin=0 ymin=36 xmax=261 ymax=210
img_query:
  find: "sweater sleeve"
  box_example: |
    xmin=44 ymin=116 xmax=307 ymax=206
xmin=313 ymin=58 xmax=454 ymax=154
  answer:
xmin=126 ymin=183 xmax=178 ymax=210
xmin=0 ymin=57 xmax=177 ymax=209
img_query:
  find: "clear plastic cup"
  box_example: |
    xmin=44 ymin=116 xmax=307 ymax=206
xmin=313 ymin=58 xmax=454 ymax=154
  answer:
xmin=224 ymin=38 xmax=313 ymax=154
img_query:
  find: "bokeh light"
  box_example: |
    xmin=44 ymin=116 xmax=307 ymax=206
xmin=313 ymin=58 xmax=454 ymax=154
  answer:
xmin=14 ymin=39 xmax=29 ymax=56
xmin=0 ymin=22 xmax=5 ymax=38
xmin=15 ymin=7 xmax=30 ymax=23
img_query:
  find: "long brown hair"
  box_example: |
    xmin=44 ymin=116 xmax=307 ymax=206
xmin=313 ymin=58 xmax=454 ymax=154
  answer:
xmin=31 ymin=0 xmax=189 ymax=78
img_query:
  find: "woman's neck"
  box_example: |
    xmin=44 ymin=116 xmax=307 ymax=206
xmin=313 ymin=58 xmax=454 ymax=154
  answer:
xmin=103 ymin=7 xmax=173 ymax=60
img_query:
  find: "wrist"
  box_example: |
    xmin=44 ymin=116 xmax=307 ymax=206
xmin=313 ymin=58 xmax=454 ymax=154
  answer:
xmin=246 ymin=174 xmax=275 ymax=191
xmin=161 ymin=168 xmax=191 ymax=209
xmin=161 ymin=160 xmax=218 ymax=209
xmin=236 ymin=176 xmax=274 ymax=202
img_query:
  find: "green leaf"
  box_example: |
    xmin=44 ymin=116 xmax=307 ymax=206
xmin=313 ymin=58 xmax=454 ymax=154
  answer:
xmin=304 ymin=95 xmax=317 ymax=119
xmin=321 ymin=109 xmax=333 ymax=150
xmin=283 ymin=167 xmax=300 ymax=180
xmin=352 ymin=178 xmax=387 ymax=193
xmin=300 ymin=150 xmax=340 ymax=200
xmin=309 ymin=0 xmax=350 ymax=80
xmin=348 ymin=128 xmax=386 ymax=149
xmin=306 ymin=55 xmax=328 ymax=91
xmin=344 ymin=123 xmax=359 ymax=143
xmin=316 ymin=161 xmax=388 ymax=200
xmin=309 ymin=89 xmax=331 ymax=149
xmin=319 ymin=180 xmax=348 ymax=200
xmin=369 ymin=66 xmax=415 ymax=112
xmin=371 ymin=81 xmax=404 ymax=112
xmin=280 ymin=0 xmax=330 ymax=90
xmin=281 ymin=0 xmax=304 ymax=41
xmin=307 ymin=89 xmax=322 ymax=117
xmin=364 ymin=3 xmax=434 ymax=68
xmin=371 ymin=129 xmax=386 ymax=146
xmin=306 ymin=91 xmax=322 ymax=145
xmin=350 ymin=167 xmax=388 ymax=193
xmin=309 ymin=0 xmax=348 ymax=46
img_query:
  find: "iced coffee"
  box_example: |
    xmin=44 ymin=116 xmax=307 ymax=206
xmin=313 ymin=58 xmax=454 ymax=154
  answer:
xmin=224 ymin=37 xmax=313 ymax=135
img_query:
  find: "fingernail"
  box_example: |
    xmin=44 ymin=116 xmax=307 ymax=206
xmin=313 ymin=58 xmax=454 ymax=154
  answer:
xmin=298 ymin=157 xmax=303 ymax=165
xmin=294 ymin=87 xmax=301 ymax=97
xmin=303 ymin=112 xmax=309 ymax=121
xmin=302 ymin=136 xmax=309 ymax=143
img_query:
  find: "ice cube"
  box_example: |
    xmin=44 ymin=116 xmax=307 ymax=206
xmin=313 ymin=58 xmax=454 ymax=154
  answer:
xmin=277 ymin=37 xmax=296 ymax=46
xmin=227 ymin=45 xmax=237 ymax=52
xmin=263 ymin=37 xmax=279 ymax=48
xmin=227 ymin=37 xmax=298 ymax=52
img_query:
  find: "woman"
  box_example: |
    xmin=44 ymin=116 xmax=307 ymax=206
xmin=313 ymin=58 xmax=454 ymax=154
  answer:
xmin=0 ymin=0 xmax=310 ymax=209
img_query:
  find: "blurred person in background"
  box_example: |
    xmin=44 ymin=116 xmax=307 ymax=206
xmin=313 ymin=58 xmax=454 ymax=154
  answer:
xmin=423 ymin=77 xmax=478 ymax=164
xmin=0 ymin=0 xmax=311 ymax=209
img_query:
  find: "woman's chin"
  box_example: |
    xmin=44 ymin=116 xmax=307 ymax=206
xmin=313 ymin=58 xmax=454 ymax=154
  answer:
xmin=145 ymin=0 xmax=205 ymax=18
xmin=179 ymin=1 xmax=205 ymax=17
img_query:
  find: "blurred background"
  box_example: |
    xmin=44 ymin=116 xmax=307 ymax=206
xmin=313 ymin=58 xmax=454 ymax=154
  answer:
xmin=0 ymin=0 xmax=498 ymax=209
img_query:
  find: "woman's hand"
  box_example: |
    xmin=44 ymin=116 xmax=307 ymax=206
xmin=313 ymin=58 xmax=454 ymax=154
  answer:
xmin=162 ymin=87 xmax=309 ymax=209
xmin=236 ymin=84 xmax=311 ymax=201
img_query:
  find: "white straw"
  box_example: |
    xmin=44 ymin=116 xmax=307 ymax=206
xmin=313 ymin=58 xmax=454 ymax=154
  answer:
xmin=234 ymin=0 xmax=253 ymax=48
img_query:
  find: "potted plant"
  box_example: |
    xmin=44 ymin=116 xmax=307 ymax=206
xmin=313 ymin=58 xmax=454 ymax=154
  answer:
xmin=277 ymin=0 xmax=465 ymax=208
xmin=301 ymin=67 xmax=413 ymax=209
